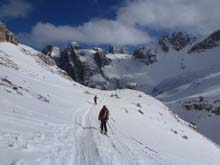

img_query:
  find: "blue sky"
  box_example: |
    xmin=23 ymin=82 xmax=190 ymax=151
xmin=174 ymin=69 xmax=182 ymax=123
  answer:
xmin=0 ymin=0 xmax=220 ymax=49
xmin=1 ymin=0 xmax=122 ymax=35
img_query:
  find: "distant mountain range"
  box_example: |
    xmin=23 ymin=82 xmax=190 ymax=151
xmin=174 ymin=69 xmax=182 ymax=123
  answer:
xmin=43 ymin=29 xmax=220 ymax=144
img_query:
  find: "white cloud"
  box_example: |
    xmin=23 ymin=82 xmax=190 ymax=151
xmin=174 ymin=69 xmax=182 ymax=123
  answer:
xmin=0 ymin=0 xmax=32 ymax=18
xmin=117 ymin=0 xmax=220 ymax=34
xmin=20 ymin=20 xmax=151 ymax=48
xmin=19 ymin=0 xmax=220 ymax=48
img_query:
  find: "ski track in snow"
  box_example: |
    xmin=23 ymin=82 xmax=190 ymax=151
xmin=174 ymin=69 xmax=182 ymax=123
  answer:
xmin=68 ymin=98 xmax=184 ymax=165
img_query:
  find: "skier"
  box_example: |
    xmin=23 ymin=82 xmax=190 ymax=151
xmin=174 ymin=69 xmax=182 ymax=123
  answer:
xmin=98 ymin=105 xmax=109 ymax=135
xmin=94 ymin=95 xmax=98 ymax=104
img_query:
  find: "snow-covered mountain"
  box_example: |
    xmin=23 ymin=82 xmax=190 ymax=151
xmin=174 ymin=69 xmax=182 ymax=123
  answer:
xmin=1 ymin=42 xmax=220 ymax=164
xmin=43 ymin=42 xmax=111 ymax=89
xmin=43 ymin=30 xmax=220 ymax=145
xmin=43 ymin=31 xmax=218 ymax=92
xmin=104 ymin=30 xmax=220 ymax=145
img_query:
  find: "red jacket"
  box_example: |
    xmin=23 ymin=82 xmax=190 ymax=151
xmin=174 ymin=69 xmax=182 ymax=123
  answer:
xmin=98 ymin=106 xmax=109 ymax=121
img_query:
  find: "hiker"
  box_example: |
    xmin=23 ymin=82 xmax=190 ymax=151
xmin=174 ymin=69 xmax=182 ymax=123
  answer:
xmin=98 ymin=105 xmax=109 ymax=135
xmin=94 ymin=95 xmax=98 ymax=104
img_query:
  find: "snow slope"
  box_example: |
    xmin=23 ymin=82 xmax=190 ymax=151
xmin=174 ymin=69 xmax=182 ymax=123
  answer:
xmin=0 ymin=42 xmax=220 ymax=165
xmin=102 ymin=44 xmax=220 ymax=145
xmin=156 ymin=68 xmax=220 ymax=144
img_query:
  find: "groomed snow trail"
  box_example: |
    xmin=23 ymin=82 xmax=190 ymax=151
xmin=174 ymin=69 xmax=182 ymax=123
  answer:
xmin=70 ymin=98 xmax=185 ymax=165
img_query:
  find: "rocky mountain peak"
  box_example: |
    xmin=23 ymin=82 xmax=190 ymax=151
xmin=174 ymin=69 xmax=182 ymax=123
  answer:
xmin=159 ymin=32 xmax=195 ymax=52
xmin=133 ymin=47 xmax=157 ymax=65
xmin=159 ymin=33 xmax=170 ymax=52
xmin=189 ymin=30 xmax=220 ymax=53
xmin=42 ymin=42 xmax=111 ymax=89
xmin=42 ymin=45 xmax=53 ymax=55
xmin=68 ymin=41 xmax=81 ymax=50
xmin=108 ymin=45 xmax=131 ymax=55
xmin=0 ymin=22 xmax=18 ymax=45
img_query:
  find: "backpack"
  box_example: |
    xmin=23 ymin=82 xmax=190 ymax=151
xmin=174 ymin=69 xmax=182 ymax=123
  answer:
xmin=103 ymin=109 xmax=109 ymax=120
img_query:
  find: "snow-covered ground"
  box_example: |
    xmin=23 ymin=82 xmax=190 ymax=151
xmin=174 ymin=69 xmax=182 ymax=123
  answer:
xmin=0 ymin=42 xmax=220 ymax=165
xmin=156 ymin=69 xmax=220 ymax=144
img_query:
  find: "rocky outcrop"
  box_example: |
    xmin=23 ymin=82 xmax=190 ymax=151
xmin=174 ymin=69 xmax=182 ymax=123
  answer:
xmin=109 ymin=45 xmax=131 ymax=55
xmin=94 ymin=49 xmax=111 ymax=67
xmin=182 ymin=96 xmax=220 ymax=115
xmin=43 ymin=42 xmax=111 ymax=89
xmin=159 ymin=33 xmax=170 ymax=52
xmin=133 ymin=47 xmax=157 ymax=65
xmin=170 ymin=32 xmax=193 ymax=51
xmin=0 ymin=22 xmax=18 ymax=45
xmin=68 ymin=42 xmax=81 ymax=50
xmin=189 ymin=30 xmax=220 ymax=53
xmin=159 ymin=32 xmax=194 ymax=52
xmin=42 ymin=45 xmax=53 ymax=56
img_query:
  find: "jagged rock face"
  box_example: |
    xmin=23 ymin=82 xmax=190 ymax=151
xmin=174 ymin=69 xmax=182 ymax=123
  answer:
xmin=170 ymin=32 xmax=192 ymax=51
xmin=94 ymin=50 xmax=111 ymax=67
xmin=42 ymin=45 xmax=53 ymax=55
xmin=189 ymin=30 xmax=220 ymax=53
xmin=133 ymin=47 xmax=157 ymax=65
xmin=181 ymin=96 xmax=220 ymax=115
xmin=43 ymin=42 xmax=110 ymax=89
xmin=0 ymin=22 xmax=18 ymax=45
xmin=159 ymin=32 xmax=194 ymax=52
xmin=159 ymin=33 xmax=170 ymax=52
xmin=42 ymin=45 xmax=61 ymax=66
xmin=68 ymin=41 xmax=81 ymax=50
xmin=109 ymin=45 xmax=131 ymax=54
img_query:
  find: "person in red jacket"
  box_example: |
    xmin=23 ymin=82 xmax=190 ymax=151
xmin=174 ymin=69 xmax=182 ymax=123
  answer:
xmin=98 ymin=105 xmax=109 ymax=135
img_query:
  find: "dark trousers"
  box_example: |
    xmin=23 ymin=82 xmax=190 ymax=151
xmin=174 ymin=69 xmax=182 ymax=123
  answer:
xmin=101 ymin=121 xmax=107 ymax=132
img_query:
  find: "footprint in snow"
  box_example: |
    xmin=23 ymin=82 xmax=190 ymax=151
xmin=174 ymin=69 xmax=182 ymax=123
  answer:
xmin=136 ymin=103 xmax=142 ymax=108
xmin=138 ymin=110 xmax=144 ymax=115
